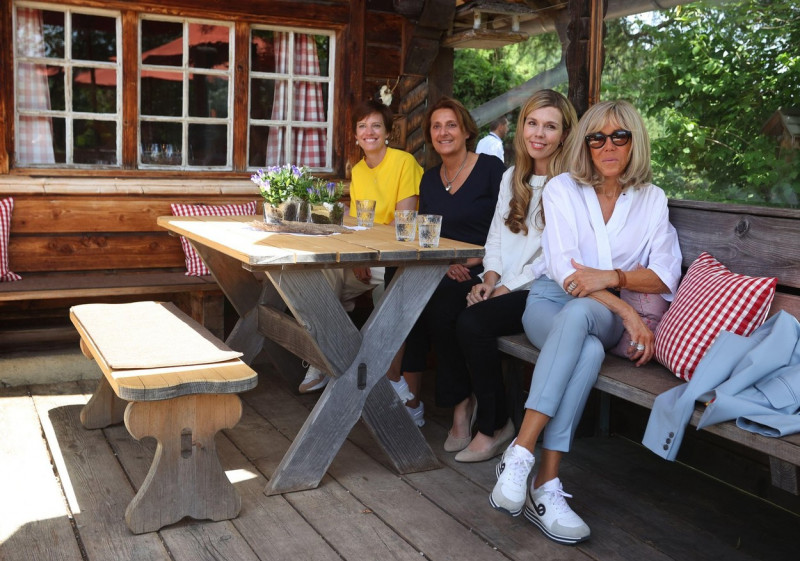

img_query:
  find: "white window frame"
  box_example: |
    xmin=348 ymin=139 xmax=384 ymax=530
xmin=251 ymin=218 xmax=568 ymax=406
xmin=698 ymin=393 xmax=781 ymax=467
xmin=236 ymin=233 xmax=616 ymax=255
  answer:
xmin=138 ymin=15 xmax=235 ymax=170
xmin=13 ymin=1 xmax=122 ymax=168
xmin=248 ymin=26 xmax=335 ymax=172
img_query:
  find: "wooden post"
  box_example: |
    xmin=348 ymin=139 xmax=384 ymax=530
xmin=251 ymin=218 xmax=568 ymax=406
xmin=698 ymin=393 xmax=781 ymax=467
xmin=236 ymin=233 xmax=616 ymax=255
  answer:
xmin=566 ymin=0 xmax=607 ymax=117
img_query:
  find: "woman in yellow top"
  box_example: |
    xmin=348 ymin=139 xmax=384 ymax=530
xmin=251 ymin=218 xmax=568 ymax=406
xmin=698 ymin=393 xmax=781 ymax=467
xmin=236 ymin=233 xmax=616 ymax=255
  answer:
xmin=299 ymin=99 xmax=423 ymax=394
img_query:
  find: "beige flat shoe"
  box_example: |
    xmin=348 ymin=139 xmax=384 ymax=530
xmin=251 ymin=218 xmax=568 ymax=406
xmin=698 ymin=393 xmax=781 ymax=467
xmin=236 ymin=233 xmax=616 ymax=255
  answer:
xmin=453 ymin=418 xmax=515 ymax=463
xmin=444 ymin=397 xmax=479 ymax=452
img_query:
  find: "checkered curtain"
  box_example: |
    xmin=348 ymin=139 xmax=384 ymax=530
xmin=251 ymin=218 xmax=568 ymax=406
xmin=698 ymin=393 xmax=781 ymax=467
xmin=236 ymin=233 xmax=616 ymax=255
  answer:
xmin=265 ymin=33 xmax=326 ymax=168
xmin=15 ymin=8 xmax=56 ymax=165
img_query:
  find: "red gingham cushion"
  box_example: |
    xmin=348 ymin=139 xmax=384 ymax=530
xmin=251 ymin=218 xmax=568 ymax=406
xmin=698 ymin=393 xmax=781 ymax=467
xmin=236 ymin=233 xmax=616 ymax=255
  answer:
xmin=170 ymin=202 xmax=257 ymax=276
xmin=0 ymin=197 xmax=22 ymax=282
xmin=654 ymin=252 xmax=776 ymax=381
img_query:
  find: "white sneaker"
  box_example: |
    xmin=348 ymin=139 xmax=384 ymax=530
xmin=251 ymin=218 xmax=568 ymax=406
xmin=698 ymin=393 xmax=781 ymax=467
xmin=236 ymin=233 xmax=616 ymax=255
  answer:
xmin=406 ymin=401 xmax=425 ymax=427
xmin=524 ymin=477 xmax=590 ymax=545
xmin=298 ymin=365 xmax=328 ymax=394
xmin=390 ymin=377 xmax=415 ymax=403
xmin=490 ymin=443 xmax=534 ymax=516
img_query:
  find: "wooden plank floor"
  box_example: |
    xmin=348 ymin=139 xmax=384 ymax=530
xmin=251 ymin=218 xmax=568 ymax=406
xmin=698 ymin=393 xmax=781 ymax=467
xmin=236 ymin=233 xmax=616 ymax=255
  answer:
xmin=1 ymin=356 xmax=798 ymax=561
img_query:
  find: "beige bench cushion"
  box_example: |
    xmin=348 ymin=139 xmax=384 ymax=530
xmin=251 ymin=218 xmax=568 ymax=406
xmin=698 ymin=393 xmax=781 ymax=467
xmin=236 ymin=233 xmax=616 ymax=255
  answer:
xmin=71 ymin=301 xmax=241 ymax=369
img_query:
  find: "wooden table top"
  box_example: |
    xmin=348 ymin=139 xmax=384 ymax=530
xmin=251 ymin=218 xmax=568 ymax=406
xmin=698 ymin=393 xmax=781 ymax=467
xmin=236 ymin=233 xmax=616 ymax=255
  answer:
xmin=158 ymin=215 xmax=484 ymax=270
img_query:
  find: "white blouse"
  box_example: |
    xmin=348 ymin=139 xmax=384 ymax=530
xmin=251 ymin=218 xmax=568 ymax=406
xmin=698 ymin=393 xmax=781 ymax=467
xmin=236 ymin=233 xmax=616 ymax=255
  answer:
xmin=541 ymin=172 xmax=682 ymax=300
xmin=482 ymin=167 xmax=547 ymax=292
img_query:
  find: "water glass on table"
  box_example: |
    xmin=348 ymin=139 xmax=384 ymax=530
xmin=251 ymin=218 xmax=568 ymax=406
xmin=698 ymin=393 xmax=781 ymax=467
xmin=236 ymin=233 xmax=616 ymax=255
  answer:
xmin=417 ymin=214 xmax=442 ymax=248
xmin=356 ymin=199 xmax=377 ymax=228
xmin=394 ymin=210 xmax=417 ymax=241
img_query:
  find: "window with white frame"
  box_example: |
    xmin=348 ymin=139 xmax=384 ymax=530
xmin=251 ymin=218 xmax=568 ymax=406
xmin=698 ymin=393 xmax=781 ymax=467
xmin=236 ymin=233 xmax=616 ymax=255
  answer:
xmin=14 ymin=2 xmax=121 ymax=166
xmin=248 ymin=27 xmax=334 ymax=172
xmin=139 ymin=17 xmax=234 ymax=169
xmin=11 ymin=2 xmax=337 ymax=173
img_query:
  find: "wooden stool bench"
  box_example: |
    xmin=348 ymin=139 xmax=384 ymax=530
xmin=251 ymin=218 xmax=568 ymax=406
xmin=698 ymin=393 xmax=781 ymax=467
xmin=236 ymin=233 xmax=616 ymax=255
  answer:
xmin=70 ymin=301 xmax=258 ymax=534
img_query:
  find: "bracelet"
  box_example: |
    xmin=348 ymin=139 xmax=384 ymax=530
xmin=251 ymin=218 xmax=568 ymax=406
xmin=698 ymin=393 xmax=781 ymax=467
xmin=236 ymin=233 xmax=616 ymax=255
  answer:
xmin=615 ymin=268 xmax=627 ymax=289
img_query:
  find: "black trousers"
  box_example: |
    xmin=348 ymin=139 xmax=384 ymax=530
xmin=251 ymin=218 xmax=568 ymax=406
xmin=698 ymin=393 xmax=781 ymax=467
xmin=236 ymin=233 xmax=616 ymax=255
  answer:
xmin=402 ymin=273 xmax=480 ymax=407
xmin=456 ymin=289 xmax=528 ymax=437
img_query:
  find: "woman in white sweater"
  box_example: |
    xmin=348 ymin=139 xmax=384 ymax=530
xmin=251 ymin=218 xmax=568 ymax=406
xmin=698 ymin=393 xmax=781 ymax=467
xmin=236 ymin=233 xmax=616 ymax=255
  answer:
xmin=450 ymin=90 xmax=577 ymax=462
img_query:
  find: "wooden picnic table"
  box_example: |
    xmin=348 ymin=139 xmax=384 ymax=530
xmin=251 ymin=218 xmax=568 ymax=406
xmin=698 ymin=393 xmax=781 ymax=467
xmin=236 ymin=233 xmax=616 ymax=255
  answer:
xmin=157 ymin=214 xmax=485 ymax=494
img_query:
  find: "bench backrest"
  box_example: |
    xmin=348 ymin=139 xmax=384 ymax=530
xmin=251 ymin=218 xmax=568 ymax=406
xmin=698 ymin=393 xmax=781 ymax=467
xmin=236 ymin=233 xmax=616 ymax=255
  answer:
xmin=668 ymin=199 xmax=800 ymax=319
xmin=7 ymin=193 xmax=258 ymax=274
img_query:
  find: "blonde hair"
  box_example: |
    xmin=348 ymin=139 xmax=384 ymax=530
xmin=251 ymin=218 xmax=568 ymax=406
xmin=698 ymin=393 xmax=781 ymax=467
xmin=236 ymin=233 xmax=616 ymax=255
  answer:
xmin=567 ymin=100 xmax=652 ymax=189
xmin=506 ymin=90 xmax=578 ymax=235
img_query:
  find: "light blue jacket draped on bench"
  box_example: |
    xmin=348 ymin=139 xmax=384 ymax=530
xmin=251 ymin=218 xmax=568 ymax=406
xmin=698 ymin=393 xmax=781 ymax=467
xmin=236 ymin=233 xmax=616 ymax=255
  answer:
xmin=643 ymin=311 xmax=800 ymax=461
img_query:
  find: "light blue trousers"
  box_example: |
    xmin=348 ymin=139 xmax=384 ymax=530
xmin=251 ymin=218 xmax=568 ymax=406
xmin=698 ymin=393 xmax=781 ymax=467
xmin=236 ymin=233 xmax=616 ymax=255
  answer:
xmin=521 ymin=278 xmax=624 ymax=452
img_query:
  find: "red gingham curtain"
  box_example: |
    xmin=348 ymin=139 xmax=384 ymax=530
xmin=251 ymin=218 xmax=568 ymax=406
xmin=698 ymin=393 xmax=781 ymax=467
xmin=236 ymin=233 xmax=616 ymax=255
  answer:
xmin=16 ymin=8 xmax=56 ymax=165
xmin=265 ymin=33 xmax=326 ymax=168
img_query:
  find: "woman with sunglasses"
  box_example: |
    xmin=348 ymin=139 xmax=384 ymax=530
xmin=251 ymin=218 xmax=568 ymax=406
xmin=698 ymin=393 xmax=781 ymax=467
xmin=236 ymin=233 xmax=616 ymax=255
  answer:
xmin=489 ymin=100 xmax=681 ymax=545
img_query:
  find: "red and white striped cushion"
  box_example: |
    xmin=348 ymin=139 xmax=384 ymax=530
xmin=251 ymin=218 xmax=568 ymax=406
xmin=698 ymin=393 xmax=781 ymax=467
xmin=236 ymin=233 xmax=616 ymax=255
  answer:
xmin=0 ymin=197 xmax=22 ymax=282
xmin=170 ymin=201 xmax=258 ymax=276
xmin=654 ymin=252 xmax=776 ymax=381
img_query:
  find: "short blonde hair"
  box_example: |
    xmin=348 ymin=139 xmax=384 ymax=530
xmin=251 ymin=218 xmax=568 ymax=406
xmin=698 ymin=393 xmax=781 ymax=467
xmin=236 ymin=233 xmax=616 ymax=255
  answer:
xmin=567 ymin=100 xmax=652 ymax=189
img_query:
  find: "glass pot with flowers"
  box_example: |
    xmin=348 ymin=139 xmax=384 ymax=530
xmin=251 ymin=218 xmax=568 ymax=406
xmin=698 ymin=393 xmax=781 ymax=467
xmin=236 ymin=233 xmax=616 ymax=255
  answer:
xmin=251 ymin=164 xmax=313 ymax=224
xmin=306 ymin=180 xmax=345 ymax=225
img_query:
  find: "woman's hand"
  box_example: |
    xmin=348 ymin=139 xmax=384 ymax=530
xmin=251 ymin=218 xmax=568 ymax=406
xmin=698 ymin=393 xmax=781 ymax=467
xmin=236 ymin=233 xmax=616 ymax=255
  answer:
xmin=447 ymin=263 xmax=472 ymax=282
xmin=564 ymin=258 xmax=618 ymax=297
xmin=353 ymin=267 xmax=372 ymax=284
xmin=465 ymin=282 xmax=509 ymax=306
xmin=620 ymin=309 xmax=655 ymax=366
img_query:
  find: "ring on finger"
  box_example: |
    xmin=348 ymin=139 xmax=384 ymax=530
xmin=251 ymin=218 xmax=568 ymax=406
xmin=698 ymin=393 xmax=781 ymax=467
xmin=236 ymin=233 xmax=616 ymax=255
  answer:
xmin=636 ymin=343 xmax=645 ymax=351
xmin=567 ymin=281 xmax=577 ymax=293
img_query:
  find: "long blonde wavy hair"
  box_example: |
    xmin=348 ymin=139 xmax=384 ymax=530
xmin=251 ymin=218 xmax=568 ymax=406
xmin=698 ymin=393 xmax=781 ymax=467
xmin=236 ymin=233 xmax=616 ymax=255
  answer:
xmin=506 ymin=90 xmax=577 ymax=235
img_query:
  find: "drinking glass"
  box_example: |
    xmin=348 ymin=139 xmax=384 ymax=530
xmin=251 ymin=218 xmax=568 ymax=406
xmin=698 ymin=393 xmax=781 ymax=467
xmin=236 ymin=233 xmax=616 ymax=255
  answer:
xmin=417 ymin=214 xmax=443 ymax=248
xmin=394 ymin=210 xmax=417 ymax=241
xmin=356 ymin=199 xmax=377 ymax=228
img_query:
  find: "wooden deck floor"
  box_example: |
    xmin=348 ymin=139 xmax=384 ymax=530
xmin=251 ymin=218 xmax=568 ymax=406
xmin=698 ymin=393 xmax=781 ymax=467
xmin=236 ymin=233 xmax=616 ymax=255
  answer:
xmin=1 ymin=357 xmax=798 ymax=561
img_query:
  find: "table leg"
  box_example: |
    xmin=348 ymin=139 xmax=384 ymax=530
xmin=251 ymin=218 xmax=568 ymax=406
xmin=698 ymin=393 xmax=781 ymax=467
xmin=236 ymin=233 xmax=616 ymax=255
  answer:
xmin=264 ymin=263 xmax=447 ymax=495
xmin=191 ymin=244 xmax=302 ymax=378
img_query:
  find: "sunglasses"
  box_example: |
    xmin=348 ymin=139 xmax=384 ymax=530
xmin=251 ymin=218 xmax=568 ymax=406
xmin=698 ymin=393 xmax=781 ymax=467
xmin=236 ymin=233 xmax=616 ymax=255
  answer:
xmin=584 ymin=129 xmax=632 ymax=149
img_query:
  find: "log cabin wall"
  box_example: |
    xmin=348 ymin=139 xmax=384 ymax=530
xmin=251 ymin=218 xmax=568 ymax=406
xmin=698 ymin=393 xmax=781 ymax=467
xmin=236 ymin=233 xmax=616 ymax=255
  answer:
xmin=0 ymin=0 xmax=430 ymax=347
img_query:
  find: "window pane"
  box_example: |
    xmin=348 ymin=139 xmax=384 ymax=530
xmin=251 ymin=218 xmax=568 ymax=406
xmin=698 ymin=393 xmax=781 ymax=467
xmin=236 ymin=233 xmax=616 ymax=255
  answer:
xmin=250 ymin=78 xmax=279 ymax=120
xmin=251 ymin=29 xmax=276 ymax=73
xmin=140 ymin=121 xmax=182 ymax=165
xmin=189 ymin=75 xmax=228 ymax=118
xmin=188 ymin=124 xmax=227 ymax=166
xmin=16 ymin=115 xmax=59 ymax=164
xmin=314 ymin=35 xmax=330 ymax=78
xmin=140 ymin=71 xmax=182 ymax=116
xmin=292 ymin=81 xmax=327 ymax=122
xmin=265 ymin=125 xmax=287 ymax=165
xmin=17 ymin=9 xmax=64 ymax=58
xmin=295 ymin=34 xmax=328 ymax=78
xmin=248 ymin=125 xmax=269 ymax=168
xmin=71 ymin=14 xmax=116 ymax=62
xmin=73 ymin=67 xmax=116 ymax=113
xmin=17 ymin=64 xmax=64 ymax=111
xmin=73 ymin=119 xmax=116 ymax=164
xmin=188 ymin=23 xmax=229 ymax=70
xmin=293 ymin=127 xmax=327 ymax=168
xmin=141 ymin=20 xmax=182 ymax=67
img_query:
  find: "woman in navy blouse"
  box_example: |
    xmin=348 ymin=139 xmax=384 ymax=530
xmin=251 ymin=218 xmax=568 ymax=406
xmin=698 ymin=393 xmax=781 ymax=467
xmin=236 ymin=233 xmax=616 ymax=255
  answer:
xmin=389 ymin=97 xmax=505 ymax=427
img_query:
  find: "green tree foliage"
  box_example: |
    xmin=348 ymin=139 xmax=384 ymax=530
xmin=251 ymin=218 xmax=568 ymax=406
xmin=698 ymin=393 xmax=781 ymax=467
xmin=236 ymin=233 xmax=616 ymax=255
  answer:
xmin=602 ymin=0 xmax=800 ymax=206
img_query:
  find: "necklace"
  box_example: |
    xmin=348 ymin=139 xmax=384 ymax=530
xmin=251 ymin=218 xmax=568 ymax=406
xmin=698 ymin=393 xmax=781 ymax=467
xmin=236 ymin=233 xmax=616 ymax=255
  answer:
xmin=442 ymin=153 xmax=469 ymax=192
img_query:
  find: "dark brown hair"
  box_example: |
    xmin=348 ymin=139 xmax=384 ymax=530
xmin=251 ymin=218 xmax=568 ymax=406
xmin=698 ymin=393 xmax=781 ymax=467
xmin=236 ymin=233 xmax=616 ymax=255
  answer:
xmin=423 ymin=97 xmax=479 ymax=152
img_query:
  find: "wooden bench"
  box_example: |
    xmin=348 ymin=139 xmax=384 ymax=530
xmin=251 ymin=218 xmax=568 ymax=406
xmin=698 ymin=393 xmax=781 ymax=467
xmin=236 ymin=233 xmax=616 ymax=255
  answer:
xmin=497 ymin=199 xmax=800 ymax=495
xmin=71 ymin=301 xmax=258 ymax=534
xmin=0 ymin=185 xmax=258 ymax=349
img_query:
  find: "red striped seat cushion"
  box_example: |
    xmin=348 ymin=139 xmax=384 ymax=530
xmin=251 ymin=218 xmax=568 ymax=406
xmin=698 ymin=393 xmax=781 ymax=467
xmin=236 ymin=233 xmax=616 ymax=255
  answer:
xmin=170 ymin=202 xmax=258 ymax=276
xmin=0 ymin=197 xmax=22 ymax=282
xmin=654 ymin=252 xmax=777 ymax=381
